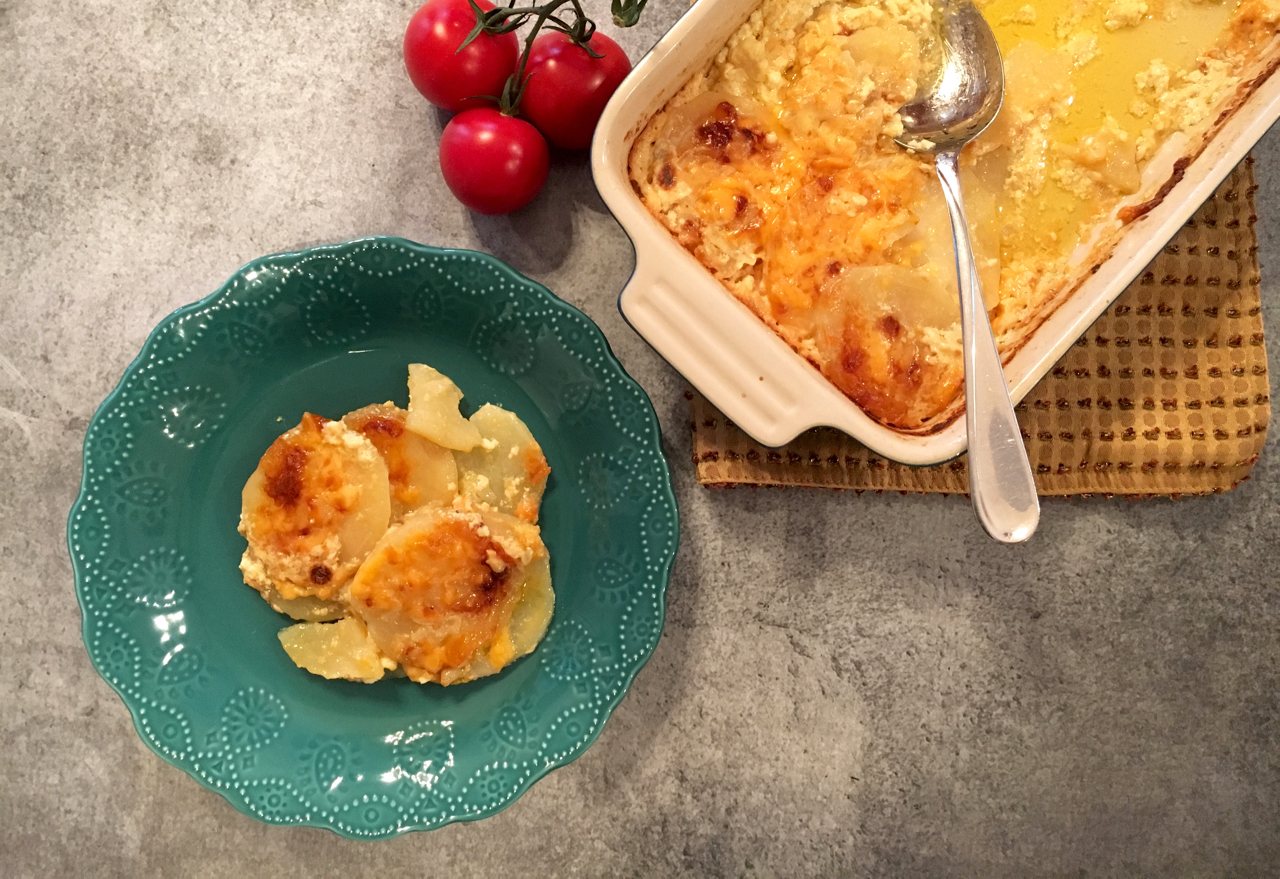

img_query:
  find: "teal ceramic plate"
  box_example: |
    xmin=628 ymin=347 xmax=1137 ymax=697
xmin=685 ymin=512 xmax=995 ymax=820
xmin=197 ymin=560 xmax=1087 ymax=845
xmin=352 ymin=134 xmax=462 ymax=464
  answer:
xmin=67 ymin=238 xmax=678 ymax=837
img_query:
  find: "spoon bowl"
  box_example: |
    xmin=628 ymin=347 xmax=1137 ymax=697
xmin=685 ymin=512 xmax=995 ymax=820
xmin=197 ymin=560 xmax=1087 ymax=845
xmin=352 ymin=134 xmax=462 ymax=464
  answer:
xmin=895 ymin=1 xmax=1005 ymax=153
xmin=896 ymin=1 xmax=1040 ymax=544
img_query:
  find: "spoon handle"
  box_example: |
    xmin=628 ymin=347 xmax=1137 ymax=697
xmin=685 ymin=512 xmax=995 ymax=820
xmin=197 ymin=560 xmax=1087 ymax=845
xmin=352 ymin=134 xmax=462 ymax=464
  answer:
xmin=935 ymin=150 xmax=1040 ymax=543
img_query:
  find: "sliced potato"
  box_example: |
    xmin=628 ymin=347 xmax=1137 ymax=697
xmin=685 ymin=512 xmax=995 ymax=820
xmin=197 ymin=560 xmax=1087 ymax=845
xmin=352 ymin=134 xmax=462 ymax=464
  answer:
xmin=454 ymin=404 xmax=551 ymax=521
xmin=239 ymin=413 xmax=391 ymax=601
xmin=349 ymin=505 xmax=548 ymax=685
xmin=508 ymin=555 xmax=554 ymax=658
xmin=405 ymin=363 xmax=482 ymax=451
xmin=278 ymin=616 xmax=388 ymax=683
xmin=258 ymin=582 xmax=345 ymax=622
xmin=429 ymin=556 xmax=552 ymax=685
xmin=343 ymin=402 xmax=457 ymax=521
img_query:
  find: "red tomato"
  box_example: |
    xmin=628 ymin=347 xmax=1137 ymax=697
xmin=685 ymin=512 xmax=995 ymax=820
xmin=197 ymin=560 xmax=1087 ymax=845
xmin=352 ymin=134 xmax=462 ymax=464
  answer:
xmin=439 ymin=108 xmax=550 ymax=214
xmin=404 ymin=0 xmax=519 ymax=113
xmin=519 ymin=31 xmax=631 ymax=150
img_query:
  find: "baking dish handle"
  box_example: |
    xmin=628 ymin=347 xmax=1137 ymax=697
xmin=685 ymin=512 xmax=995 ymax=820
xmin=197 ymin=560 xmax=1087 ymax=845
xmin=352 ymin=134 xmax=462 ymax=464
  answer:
xmin=618 ymin=250 xmax=817 ymax=447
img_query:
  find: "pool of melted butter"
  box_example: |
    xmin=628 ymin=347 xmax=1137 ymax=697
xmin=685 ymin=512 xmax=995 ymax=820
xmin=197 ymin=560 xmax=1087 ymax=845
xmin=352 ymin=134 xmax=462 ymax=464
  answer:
xmin=977 ymin=0 xmax=1238 ymax=265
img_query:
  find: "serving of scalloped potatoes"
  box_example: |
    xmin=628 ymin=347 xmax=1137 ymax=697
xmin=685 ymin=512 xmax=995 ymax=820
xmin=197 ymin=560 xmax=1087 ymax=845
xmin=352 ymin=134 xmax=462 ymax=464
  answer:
xmin=237 ymin=364 xmax=553 ymax=686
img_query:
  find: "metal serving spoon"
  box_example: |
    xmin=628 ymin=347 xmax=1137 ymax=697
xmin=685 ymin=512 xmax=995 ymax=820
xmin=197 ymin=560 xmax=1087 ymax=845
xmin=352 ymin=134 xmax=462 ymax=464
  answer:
xmin=895 ymin=0 xmax=1039 ymax=544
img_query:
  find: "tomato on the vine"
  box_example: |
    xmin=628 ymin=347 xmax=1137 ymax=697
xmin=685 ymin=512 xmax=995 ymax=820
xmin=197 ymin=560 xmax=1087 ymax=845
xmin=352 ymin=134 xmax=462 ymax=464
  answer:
xmin=439 ymin=108 xmax=550 ymax=214
xmin=404 ymin=0 xmax=519 ymax=113
xmin=518 ymin=31 xmax=631 ymax=150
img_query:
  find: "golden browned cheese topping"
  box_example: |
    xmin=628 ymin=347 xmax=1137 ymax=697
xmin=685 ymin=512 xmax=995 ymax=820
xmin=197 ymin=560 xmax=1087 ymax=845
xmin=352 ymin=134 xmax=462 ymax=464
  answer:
xmin=350 ymin=516 xmax=520 ymax=675
xmin=631 ymin=0 xmax=1279 ymax=429
xmin=263 ymin=445 xmax=308 ymax=507
xmin=353 ymin=519 xmax=513 ymax=615
xmin=250 ymin=413 xmax=359 ymax=562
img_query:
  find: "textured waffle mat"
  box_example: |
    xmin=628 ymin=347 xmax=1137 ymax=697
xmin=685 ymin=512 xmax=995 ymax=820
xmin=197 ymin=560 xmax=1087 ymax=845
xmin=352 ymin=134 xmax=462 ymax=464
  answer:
xmin=690 ymin=159 xmax=1270 ymax=496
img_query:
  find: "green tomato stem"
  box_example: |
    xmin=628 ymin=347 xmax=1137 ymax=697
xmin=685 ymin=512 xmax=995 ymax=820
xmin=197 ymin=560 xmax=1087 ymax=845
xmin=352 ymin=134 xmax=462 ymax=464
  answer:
xmin=461 ymin=0 xmax=642 ymax=115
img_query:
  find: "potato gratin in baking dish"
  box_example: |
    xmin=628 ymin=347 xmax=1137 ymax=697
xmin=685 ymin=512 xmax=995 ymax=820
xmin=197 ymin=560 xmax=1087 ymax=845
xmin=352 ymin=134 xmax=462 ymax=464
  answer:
xmin=604 ymin=0 xmax=1279 ymax=453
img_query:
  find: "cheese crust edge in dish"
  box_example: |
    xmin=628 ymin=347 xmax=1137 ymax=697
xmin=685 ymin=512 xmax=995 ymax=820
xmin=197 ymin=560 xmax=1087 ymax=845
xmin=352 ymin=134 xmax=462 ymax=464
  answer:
xmin=627 ymin=0 xmax=1280 ymax=435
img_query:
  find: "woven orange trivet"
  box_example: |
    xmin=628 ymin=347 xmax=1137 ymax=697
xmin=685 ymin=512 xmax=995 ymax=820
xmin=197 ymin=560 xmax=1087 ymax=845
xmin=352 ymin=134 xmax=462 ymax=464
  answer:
xmin=690 ymin=158 xmax=1270 ymax=497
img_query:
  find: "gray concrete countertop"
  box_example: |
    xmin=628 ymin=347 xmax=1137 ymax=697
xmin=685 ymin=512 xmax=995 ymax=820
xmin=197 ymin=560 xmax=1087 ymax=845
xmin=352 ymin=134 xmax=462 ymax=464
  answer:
xmin=4 ymin=1 xmax=1280 ymax=876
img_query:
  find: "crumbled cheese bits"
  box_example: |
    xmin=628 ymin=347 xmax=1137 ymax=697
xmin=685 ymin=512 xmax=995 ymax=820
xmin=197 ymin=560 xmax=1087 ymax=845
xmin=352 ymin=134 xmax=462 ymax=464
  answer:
xmin=237 ymin=364 xmax=554 ymax=685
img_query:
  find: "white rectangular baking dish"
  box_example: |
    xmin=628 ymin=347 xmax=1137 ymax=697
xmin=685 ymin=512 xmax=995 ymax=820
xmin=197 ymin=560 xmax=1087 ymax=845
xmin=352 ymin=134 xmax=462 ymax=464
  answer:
xmin=592 ymin=0 xmax=1280 ymax=465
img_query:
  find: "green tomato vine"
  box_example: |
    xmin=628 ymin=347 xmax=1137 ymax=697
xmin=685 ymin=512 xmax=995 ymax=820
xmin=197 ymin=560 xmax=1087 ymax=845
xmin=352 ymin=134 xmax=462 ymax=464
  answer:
xmin=462 ymin=0 xmax=649 ymax=114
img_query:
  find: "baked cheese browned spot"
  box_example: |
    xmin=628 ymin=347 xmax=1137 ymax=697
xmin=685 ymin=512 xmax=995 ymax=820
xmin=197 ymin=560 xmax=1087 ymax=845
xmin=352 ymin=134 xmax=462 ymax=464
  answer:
xmin=239 ymin=413 xmax=391 ymax=601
